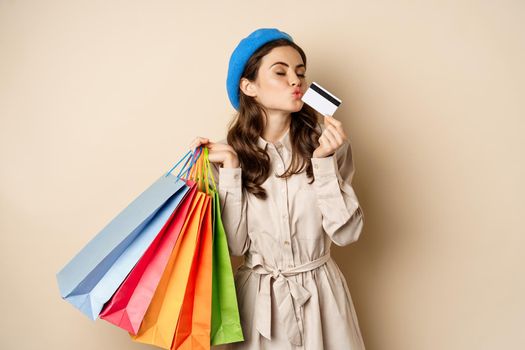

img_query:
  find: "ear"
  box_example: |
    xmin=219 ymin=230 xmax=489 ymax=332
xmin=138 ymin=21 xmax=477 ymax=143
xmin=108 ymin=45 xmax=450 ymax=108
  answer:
xmin=239 ymin=77 xmax=257 ymax=98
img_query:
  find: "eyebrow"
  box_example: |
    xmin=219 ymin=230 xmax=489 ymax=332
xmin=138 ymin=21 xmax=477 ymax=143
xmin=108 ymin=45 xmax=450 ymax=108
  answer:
xmin=270 ymin=61 xmax=306 ymax=69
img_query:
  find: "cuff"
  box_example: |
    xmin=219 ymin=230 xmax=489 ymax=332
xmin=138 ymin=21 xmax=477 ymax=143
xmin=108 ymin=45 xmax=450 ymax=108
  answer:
xmin=219 ymin=167 xmax=242 ymax=189
xmin=311 ymin=155 xmax=339 ymax=178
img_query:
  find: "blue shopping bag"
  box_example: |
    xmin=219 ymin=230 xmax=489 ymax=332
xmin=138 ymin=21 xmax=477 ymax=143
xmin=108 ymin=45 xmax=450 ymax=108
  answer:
xmin=56 ymin=148 xmax=202 ymax=320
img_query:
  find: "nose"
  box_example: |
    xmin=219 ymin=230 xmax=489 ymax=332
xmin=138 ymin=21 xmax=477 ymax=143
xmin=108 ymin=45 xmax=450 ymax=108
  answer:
xmin=290 ymin=73 xmax=302 ymax=87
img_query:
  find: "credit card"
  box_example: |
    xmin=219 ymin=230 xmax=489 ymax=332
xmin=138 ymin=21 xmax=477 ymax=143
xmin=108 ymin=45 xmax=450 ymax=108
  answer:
xmin=301 ymin=81 xmax=342 ymax=116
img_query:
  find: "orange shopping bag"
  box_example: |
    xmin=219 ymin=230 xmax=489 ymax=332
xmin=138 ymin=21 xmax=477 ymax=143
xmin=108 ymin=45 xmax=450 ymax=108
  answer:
xmin=172 ymin=147 xmax=214 ymax=350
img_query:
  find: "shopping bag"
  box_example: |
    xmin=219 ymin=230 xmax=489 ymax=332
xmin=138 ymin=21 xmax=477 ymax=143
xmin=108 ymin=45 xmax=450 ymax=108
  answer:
xmin=208 ymin=156 xmax=244 ymax=345
xmin=172 ymin=193 xmax=212 ymax=350
xmin=99 ymin=181 xmax=198 ymax=334
xmin=210 ymin=188 xmax=245 ymax=345
xmin=131 ymin=189 xmax=209 ymax=349
xmin=172 ymin=148 xmax=214 ymax=350
xmin=56 ymin=149 xmax=197 ymax=320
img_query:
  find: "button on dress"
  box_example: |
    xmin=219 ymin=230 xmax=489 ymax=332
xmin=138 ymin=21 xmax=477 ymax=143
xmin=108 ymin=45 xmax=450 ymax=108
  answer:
xmin=210 ymin=122 xmax=366 ymax=350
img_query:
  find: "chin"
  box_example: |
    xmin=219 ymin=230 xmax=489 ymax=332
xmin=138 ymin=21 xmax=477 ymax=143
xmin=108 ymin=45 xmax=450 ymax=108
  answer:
xmin=290 ymin=101 xmax=304 ymax=113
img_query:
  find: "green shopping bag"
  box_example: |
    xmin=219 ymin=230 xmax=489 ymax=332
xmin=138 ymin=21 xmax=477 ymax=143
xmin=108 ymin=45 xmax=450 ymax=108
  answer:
xmin=206 ymin=161 xmax=244 ymax=345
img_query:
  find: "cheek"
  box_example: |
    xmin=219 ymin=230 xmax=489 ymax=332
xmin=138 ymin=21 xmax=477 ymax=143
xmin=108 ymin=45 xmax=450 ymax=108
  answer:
xmin=264 ymin=76 xmax=284 ymax=89
xmin=257 ymin=75 xmax=291 ymax=103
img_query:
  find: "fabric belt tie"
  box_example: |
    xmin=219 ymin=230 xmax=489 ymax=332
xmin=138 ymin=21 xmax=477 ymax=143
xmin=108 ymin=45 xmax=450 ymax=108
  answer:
xmin=244 ymin=250 xmax=332 ymax=346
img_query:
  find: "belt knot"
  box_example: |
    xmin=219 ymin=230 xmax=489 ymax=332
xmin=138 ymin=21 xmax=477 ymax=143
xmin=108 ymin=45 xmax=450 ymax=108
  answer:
xmin=243 ymin=250 xmax=331 ymax=347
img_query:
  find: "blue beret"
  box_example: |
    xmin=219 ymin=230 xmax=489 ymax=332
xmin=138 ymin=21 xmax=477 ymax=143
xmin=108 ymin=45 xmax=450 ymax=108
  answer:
xmin=226 ymin=28 xmax=294 ymax=110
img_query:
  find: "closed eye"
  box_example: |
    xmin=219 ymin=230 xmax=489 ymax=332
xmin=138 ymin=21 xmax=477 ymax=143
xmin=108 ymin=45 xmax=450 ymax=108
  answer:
xmin=277 ymin=73 xmax=306 ymax=77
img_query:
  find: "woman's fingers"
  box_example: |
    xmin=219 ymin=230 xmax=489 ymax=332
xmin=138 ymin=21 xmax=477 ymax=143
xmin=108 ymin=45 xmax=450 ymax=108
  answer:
xmin=324 ymin=115 xmax=348 ymax=141
xmin=189 ymin=136 xmax=209 ymax=150
xmin=325 ymin=124 xmax=344 ymax=145
xmin=189 ymin=138 xmax=234 ymax=151
xmin=206 ymin=142 xmax=231 ymax=150
xmin=322 ymin=127 xmax=338 ymax=149
xmin=188 ymin=138 xmax=238 ymax=166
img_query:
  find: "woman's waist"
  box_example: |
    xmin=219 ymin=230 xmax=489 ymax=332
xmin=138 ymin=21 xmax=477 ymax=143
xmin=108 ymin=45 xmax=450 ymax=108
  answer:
xmin=240 ymin=249 xmax=333 ymax=276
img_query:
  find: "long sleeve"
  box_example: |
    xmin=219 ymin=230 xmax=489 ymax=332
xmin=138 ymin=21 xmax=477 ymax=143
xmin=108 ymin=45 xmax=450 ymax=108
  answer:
xmin=310 ymin=137 xmax=364 ymax=246
xmin=210 ymin=160 xmax=250 ymax=256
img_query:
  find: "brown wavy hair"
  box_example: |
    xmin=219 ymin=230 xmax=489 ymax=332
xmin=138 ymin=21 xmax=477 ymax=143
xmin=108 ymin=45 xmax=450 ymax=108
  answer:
xmin=226 ymin=38 xmax=322 ymax=200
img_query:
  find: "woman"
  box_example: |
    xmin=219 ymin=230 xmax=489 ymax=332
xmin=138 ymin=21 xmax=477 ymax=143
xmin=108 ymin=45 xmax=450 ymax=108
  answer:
xmin=190 ymin=28 xmax=366 ymax=350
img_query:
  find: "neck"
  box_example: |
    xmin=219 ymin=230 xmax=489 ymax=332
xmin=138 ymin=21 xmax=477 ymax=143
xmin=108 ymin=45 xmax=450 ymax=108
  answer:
xmin=261 ymin=109 xmax=291 ymax=143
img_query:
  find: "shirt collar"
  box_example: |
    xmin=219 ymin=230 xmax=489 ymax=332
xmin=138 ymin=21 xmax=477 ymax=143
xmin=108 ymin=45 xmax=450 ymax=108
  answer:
xmin=257 ymin=127 xmax=291 ymax=152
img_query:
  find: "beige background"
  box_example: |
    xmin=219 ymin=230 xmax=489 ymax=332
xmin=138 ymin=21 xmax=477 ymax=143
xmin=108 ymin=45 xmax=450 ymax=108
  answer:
xmin=1 ymin=1 xmax=524 ymax=349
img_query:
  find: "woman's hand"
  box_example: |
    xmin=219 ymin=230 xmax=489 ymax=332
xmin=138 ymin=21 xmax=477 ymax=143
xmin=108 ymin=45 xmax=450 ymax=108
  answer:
xmin=312 ymin=114 xmax=349 ymax=158
xmin=189 ymin=137 xmax=240 ymax=168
